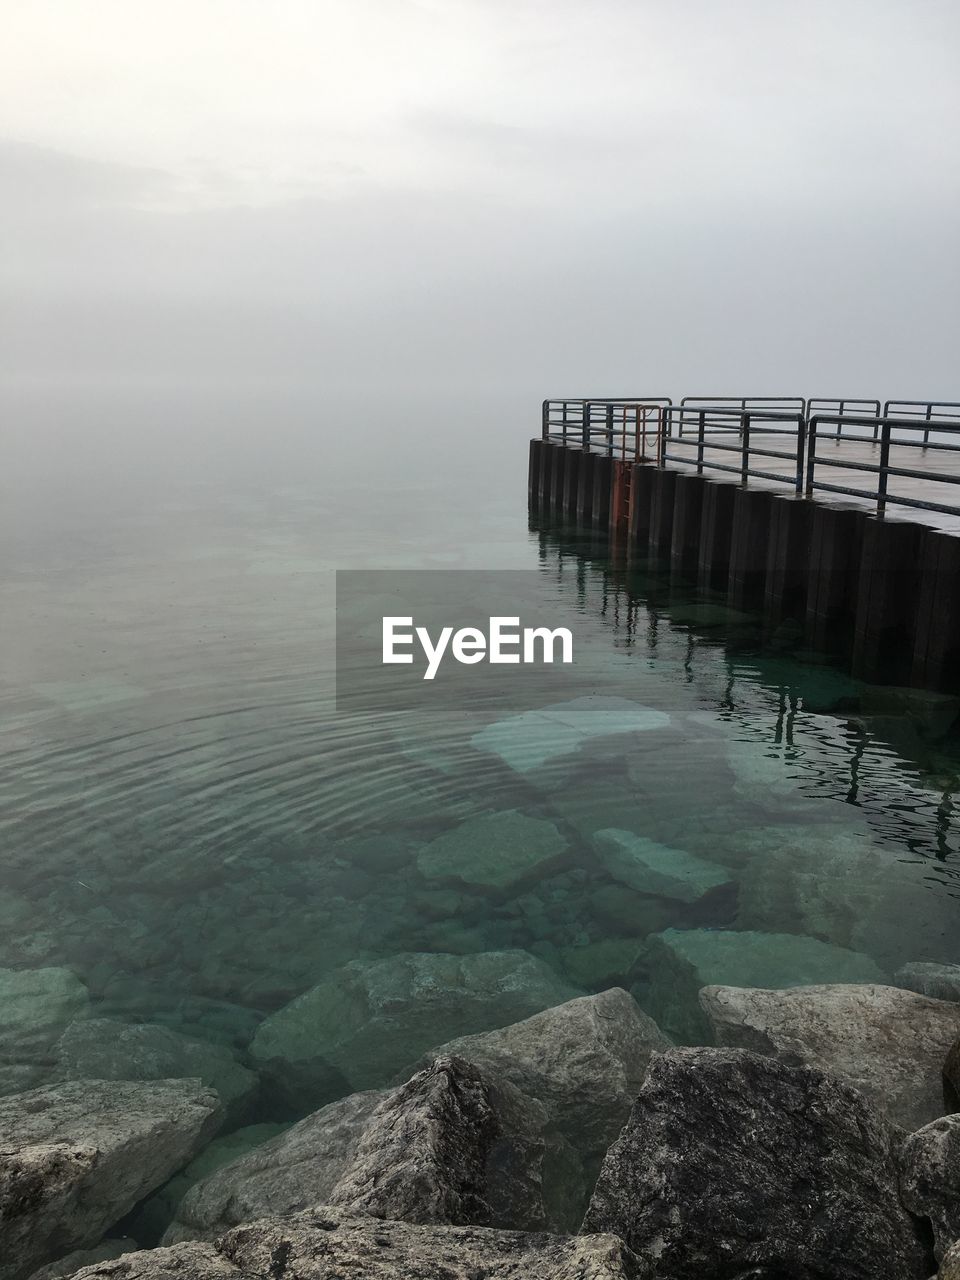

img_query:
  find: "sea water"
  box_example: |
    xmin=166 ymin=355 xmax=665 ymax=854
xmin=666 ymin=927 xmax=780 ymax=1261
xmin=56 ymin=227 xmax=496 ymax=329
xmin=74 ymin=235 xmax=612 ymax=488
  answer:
xmin=2 ymin=387 xmax=958 ymax=1123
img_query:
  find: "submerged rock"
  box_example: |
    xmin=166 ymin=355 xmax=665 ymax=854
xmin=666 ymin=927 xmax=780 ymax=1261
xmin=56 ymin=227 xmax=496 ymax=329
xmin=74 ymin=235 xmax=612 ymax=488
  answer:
xmin=591 ymin=829 xmax=732 ymax=903
xmin=248 ymin=949 xmax=580 ymax=1110
xmin=124 ymin=1124 xmax=288 ymax=1244
xmin=897 ymin=962 xmax=960 ymax=1004
xmin=165 ymin=1089 xmax=381 ymax=1242
xmin=471 ymin=696 xmax=670 ymax=774
xmin=558 ymin=940 xmax=643 ymax=990
xmin=72 ymin=1212 xmax=650 ymax=1279
xmin=0 ymin=967 xmax=89 ymax=1094
xmin=56 ymin=1019 xmax=258 ymax=1127
xmin=900 ymin=1115 xmax=960 ymax=1261
xmin=0 ymin=1079 xmax=222 ymax=1280
xmin=860 ymin=686 xmax=960 ymax=739
xmin=416 ymin=810 xmax=568 ymax=894
xmin=735 ymin=824 xmax=957 ymax=973
xmin=403 ymin=989 xmax=669 ymax=1170
xmin=701 ymin=982 xmax=960 ymax=1131
xmin=641 ymin=928 xmax=886 ymax=1042
xmin=582 ymin=1047 xmax=931 ymax=1280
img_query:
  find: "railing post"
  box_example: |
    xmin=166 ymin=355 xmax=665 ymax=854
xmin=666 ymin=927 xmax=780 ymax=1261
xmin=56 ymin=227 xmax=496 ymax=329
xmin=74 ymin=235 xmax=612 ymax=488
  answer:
xmin=697 ymin=410 xmax=705 ymax=474
xmin=740 ymin=412 xmax=751 ymax=484
xmin=795 ymin=412 xmax=806 ymax=494
xmin=924 ymin=403 xmax=932 ymax=447
xmin=877 ymin=420 xmax=891 ymax=518
xmin=805 ymin=417 xmax=818 ymax=496
xmin=582 ymin=401 xmax=591 ymax=453
xmin=541 ymin=400 xmax=549 ymax=441
xmin=605 ymin=403 xmax=614 ymax=458
xmin=561 ymin=401 xmax=568 ymax=446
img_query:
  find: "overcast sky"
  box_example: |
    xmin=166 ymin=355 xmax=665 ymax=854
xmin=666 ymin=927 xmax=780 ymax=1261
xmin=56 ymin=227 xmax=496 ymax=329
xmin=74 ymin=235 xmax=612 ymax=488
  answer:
xmin=2 ymin=0 xmax=958 ymax=404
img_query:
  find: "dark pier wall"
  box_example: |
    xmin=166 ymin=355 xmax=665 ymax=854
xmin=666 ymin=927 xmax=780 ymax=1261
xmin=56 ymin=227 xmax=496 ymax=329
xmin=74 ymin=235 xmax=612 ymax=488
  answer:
xmin=529 ymin=440 xmax=958 ymax=693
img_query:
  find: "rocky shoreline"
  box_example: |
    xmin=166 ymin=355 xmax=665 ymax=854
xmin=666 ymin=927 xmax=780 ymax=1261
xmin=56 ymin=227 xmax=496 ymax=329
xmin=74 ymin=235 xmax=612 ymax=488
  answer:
xmin=2 ymin=975 xmax=960 ymax=1279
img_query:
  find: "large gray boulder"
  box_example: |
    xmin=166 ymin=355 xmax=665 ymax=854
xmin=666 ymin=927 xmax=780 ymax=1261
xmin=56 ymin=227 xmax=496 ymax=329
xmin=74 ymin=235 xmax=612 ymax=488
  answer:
xmin=416 ymin=811 xmax=569 ymax=893
xmin=701 ymin=983 xmax=960 ymax=1131
xmin=221 ymin=1210 xmax=649 ymax=1279
xmin=942 ymin=1240 xmax=960 ymax=1279
xmin=0 ymin=1079 xmax=222 ymax=1280
xmin=248 ymin=950 xmax=580 ymax=1110
xmin=642 ymin=928 xmax=886 ymax=1042
xmin=167 ymin=1056 xmax=580 ymax=1243
xmin=56 ymin=1019 xmax=258 ymax=1127
xmin=946 ymin=1037 xmax=960 ymax=1107
xmin=0 ymin=967 xmax=89 ymax=1094
xmin=26 ymin=1241 xmax=138 ymax=1280
xmin=67 ymin=1213 xmax=649 ymax=1279
xmin=402 ymin=988 xmax=669 ymax=1168
xmin=582 ymin=1047 xmax=932 ymax=1280
xmin=900 ymin=1115 xmax=960 ymax=1261
xmin=62 ymin=1244 xmax=240 ymax=1280
xmin=324 ymin=1056 xmax=575 ymax=1232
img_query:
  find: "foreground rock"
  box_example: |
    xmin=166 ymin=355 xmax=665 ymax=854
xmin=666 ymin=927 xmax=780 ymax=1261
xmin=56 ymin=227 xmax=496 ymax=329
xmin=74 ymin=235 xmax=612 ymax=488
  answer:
xmin=582 ymin=1047 xmax=931 ymax=1280
xmin=64 ymin=1243 xmax=239 ymax=1280
xmin=0 ymin=967 xmax=89 ymax=1094
xmin=947 ymin=1036 xmax=960 ymax=1107
xmin=404 ymin=988 xmax=669 ymax=1171
xmin=70 ymin=1213 xmax=649 ymax=1279
xmin=0 ymin=1079 xmax=222 ymax=1280
xmin=942 ymin=1240 xmax=960 ymax=1280
xmin=248 ymin=950 xmax=580 ymax=1110
xmin=27 ymin=1241 xmax=138 ymax=1280
xmin=897 ymin=963 xmax=960 ymax=1004
xmin=168 ymin=1056 xmax=579 ymax=1242
xmin=591 ymin=829 xmax=732 ymax=903
xmin=56 ymin=1019 xmax=258 ymax=1126
xmin=701 ymin=982 xmax=960 ymax=1130
xmin=416 ymin=811 xmax=569 ymax=893
xmin=642 ymin=928 xmax=885 ymax=1042
xmin=900 ymin=1115 xmax=960 ymax=1260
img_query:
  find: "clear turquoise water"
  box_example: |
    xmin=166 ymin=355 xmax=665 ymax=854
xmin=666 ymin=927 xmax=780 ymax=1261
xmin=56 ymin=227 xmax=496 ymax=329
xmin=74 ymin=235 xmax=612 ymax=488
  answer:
xmin=2 ymin=391 xmax=959 ymax=1121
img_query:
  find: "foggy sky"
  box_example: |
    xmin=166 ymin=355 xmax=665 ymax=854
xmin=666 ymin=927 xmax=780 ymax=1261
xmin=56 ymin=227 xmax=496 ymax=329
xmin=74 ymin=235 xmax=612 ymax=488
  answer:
xmin=2 ymin=0 xmax=959 ymax=404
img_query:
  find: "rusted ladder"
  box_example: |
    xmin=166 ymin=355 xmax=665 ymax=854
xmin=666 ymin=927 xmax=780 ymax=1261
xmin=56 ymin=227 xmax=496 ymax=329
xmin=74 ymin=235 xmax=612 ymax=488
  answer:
xmin=611 ymin=404 xmax=662 ymax=532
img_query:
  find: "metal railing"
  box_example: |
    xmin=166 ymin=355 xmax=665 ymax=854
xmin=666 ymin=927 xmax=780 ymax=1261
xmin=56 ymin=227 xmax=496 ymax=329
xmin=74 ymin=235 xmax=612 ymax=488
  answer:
xmin=541 ymin=399 xmax=672 ymax=456
xmin=881 ymin=401 xmax=960 ymax=445
xmin=806 ymin=414 xmax=960 ymax=518
xmin=540 ymin=395 xmax=960 ymax=520
xmin=661 ymin=405 xmax=807 ymax=489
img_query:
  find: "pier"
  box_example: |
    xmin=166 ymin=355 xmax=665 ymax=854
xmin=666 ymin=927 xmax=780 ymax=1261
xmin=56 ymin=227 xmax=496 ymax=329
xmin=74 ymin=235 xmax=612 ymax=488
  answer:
xmin=529 ymin=397 xmax=960 ymax=691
